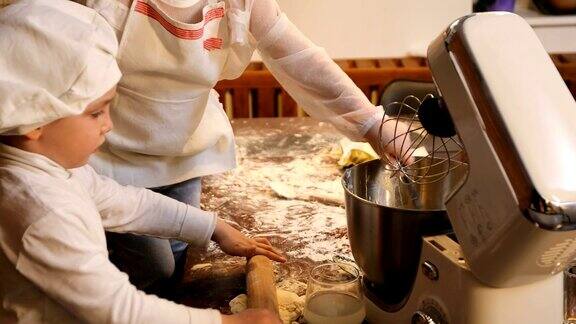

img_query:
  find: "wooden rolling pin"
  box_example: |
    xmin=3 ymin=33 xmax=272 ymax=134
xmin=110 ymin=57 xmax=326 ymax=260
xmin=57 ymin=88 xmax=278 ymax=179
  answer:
xmin=246 ymin=255 xmax=279 ymax=316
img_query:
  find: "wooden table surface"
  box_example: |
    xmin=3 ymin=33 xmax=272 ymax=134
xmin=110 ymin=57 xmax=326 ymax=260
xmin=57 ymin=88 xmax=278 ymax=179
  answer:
xmin=173 ymin=117 xmax=354 ymax=314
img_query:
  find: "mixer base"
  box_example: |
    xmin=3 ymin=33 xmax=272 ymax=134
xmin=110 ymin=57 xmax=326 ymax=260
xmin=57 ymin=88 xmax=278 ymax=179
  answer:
xmin=362 ymin=235 xmax=563 ymax=324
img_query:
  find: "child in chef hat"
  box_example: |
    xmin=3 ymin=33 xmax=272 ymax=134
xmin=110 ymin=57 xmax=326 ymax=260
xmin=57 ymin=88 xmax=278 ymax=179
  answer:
xmin=0 ymin=1 xmax=284 ymax=323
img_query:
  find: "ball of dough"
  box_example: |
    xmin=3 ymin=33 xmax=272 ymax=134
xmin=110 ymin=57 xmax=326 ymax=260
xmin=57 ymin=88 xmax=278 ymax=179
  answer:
xmin=229 ymin=289 xmax=305 ymax=324
xmin=229 ymin=294 xmax=248 ymax=314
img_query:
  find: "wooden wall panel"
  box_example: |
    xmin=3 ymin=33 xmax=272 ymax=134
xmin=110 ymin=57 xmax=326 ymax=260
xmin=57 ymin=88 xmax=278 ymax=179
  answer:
xmin=215 ymin=55 xmax=576 ymax=118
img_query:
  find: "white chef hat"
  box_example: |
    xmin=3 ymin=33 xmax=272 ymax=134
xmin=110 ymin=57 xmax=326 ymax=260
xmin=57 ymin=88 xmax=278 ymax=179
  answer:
xmin=0 ymin=0 xmax=122 ymax=135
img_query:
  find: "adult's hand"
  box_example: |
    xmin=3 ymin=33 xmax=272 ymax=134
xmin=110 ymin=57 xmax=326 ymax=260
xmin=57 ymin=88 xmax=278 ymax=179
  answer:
xmin=364 ymin=115 xmax=415 ymax=166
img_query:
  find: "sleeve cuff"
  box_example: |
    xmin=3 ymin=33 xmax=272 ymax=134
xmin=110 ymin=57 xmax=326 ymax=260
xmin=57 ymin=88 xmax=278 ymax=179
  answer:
xmin=360 ymin=107 xmax=385 ymax=139
xmin=178 ymin=207 xmax=218 ymax=247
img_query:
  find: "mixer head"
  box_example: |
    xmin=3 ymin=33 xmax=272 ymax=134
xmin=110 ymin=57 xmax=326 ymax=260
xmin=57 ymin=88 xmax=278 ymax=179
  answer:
xmin=378 ymin=94 xmax=468 ymax=185
xmin=423 ymin=12 xmax=576 ymax=287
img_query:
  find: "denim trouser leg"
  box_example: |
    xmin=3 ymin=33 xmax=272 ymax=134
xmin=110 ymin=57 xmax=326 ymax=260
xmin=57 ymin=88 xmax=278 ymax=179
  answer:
xmin=106 ymin=177 xmax=202 ymax=289
xmin=106 ymin=231 xmax=175 ymax=289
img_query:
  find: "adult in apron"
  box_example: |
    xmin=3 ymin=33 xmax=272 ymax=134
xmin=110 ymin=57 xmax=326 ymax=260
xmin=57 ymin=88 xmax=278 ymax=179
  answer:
xmin=87 ymin=0 xmax=408 ymax=290
xmin=87 ymin=0 xmax=256 ymax=289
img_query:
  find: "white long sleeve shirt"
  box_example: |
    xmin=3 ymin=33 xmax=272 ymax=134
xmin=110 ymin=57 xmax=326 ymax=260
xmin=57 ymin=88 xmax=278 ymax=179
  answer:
xmin=0 ymin=143 xmax=221 ymax=323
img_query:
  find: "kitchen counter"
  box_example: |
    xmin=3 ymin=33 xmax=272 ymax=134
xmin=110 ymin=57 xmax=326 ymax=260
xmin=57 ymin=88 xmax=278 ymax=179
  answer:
xmin=174 ymin=117 xmax=354 ymax=314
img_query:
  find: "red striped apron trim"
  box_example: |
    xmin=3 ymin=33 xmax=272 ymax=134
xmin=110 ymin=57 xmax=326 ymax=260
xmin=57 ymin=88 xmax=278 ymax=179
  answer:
xmin=203 ymin=37 xmax=223 ymax=50
xmin=135 ymin=1 xmax=224 ymax=42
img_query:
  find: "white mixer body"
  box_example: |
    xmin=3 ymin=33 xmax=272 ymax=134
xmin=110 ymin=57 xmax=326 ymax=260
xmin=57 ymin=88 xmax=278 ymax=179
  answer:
xmin=427 ymin=12 xmax=576 ymax=287
xmin=365 ymin=236 xmax=564 ymax=323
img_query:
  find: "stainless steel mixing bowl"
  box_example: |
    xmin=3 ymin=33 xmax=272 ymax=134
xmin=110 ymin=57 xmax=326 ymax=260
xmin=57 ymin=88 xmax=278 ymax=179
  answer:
xmin=342 ymin=157 xmax=467 ymax=309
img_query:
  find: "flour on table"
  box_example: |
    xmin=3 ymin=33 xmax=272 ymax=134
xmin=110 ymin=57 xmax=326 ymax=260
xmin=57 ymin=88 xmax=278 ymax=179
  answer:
xmin=203 ymin=128 xmax=353 ymax=266
xmin=269 ymin=179 xmax=344 ymax=207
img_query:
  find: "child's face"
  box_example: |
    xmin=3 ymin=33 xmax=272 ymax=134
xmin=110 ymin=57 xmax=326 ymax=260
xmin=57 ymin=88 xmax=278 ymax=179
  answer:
xmin=38 ymin=87 xmax=116 ymax=169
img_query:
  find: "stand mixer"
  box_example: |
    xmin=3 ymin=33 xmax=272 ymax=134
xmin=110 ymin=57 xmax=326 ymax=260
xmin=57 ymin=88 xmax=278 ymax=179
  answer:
xmin=343 ymin=12 xmax=576 ymax=323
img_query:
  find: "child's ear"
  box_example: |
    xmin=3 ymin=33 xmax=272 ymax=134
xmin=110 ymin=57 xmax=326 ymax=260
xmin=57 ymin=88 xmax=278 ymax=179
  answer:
xmin=23 ymin=127 xmax=43 ymax=141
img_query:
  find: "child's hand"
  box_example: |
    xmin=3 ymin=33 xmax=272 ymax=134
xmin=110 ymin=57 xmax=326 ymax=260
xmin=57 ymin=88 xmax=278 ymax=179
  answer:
xmin=221 ymin=309 xmax=282 ymax=324
xmin=212 ymin=218 xmax=287 ymax=263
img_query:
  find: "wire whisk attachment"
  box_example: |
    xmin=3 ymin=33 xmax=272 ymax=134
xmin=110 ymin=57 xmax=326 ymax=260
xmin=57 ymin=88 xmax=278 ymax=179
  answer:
xmin=378 ymin=94 xmax=468 ymax=184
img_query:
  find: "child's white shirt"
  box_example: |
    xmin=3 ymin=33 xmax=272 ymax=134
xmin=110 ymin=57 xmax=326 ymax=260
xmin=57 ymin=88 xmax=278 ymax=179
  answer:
xmin=0 ymin=143 xmax=221 ymax=323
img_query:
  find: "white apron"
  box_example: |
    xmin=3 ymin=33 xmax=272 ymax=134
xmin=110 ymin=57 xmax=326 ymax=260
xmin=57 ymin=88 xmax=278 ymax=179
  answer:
xmin=88 ymin=0 xmax=255 ymax=187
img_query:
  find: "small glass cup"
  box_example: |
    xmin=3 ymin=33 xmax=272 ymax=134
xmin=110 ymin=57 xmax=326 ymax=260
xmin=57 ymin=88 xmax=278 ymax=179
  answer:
xmin=565 ymin=264 xmax=576 ymax=324
xmin=303 ymin=263 xmax=365 ymax=324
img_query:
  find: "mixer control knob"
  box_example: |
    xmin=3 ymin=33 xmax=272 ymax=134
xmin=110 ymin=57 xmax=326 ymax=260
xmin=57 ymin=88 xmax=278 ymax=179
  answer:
xmin=422 ymin=261 xmax=439 ymax=281
xmin=412 ymin=300 xmax=448 ymax=324
xmin=412 ymin=311 xmax=436 ymax=324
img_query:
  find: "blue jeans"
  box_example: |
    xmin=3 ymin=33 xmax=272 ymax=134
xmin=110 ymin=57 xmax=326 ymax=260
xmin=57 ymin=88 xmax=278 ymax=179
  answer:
xmin=106 ymin=177 xmax=201 ymax=289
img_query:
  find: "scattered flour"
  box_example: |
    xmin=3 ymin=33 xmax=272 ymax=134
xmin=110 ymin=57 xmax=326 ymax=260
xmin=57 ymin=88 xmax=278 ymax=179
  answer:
xmin=203 ymin=130 xmax=353 ymax=263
